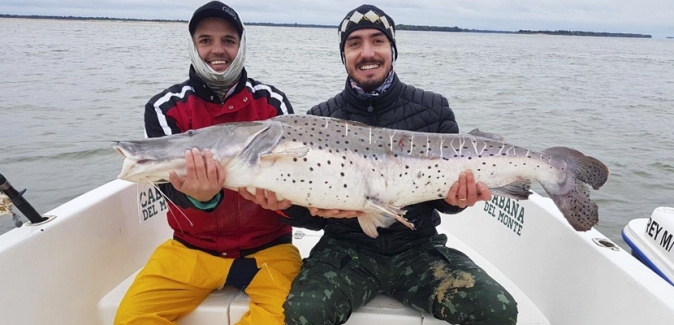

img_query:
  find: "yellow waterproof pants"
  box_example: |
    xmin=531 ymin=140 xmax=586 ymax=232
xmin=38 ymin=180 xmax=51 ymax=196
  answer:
xmin=114 ymin=239 xmax=301 ymax=325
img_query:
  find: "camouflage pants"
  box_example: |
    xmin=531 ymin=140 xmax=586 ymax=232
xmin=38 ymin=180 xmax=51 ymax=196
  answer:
xmin=284 ymin=234 xmax=517 ymax=325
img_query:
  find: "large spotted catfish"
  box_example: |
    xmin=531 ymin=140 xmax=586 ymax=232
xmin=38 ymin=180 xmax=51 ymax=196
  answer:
xmin=114 ymin=115 xmax=609 ymax=238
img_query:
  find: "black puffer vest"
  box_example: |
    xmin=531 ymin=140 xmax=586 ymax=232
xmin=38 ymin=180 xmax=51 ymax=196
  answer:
xmin=308 ymin=73 xmax=464 ymax=255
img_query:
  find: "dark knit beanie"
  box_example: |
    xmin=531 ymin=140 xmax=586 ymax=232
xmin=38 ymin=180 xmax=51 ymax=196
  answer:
xmin=338 ymin=4 xmax=397 ymax=63
xmin=189 ymin=1 xmax=244 ymax=37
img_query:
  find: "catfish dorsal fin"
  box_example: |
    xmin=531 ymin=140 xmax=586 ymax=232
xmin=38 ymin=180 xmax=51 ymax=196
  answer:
xmin=468 ymin=128 xmax=505 ymax=142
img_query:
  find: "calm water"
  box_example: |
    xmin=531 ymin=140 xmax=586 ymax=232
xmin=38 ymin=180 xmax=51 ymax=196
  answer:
xmin=1 ymin=19 xmax=673 ymax=249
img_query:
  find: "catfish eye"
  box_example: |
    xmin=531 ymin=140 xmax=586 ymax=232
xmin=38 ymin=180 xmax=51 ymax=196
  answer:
xmin=187 ymin=130 xmax=196 ymax=136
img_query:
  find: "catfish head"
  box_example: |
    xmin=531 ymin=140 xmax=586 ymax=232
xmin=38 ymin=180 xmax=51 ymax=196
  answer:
xmin=114 ymin=121 xmax=272 ymax=183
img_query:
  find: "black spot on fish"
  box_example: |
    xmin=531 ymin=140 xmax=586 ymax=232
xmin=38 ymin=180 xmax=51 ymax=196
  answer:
xmin=340 ymin=172 xmax=345 ymax=177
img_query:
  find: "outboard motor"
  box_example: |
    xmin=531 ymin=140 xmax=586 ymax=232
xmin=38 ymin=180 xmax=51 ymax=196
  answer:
xmin=622 ymin=207 xmax=674 ymax=286
xmin=0 ymin=172 xmax=48 ymax=227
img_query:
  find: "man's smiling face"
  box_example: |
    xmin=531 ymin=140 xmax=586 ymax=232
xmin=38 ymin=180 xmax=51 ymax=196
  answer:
xmin=343 ymin=28 xmax=392 ymax=90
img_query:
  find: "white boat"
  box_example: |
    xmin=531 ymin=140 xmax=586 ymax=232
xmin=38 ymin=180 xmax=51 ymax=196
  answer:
xmin=622 ymin=207 xmax=674 ymax=286
xmin=1 ymin=177 xmax=674 ymax=325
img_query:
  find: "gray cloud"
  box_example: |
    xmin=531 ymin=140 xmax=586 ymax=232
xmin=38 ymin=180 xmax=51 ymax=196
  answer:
xmin=1 ymin=0 xmax=672 ymax=37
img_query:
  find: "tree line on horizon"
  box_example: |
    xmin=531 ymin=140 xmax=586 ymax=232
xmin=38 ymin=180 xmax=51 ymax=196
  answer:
xmin=0 ymin=14 xmax=652 ymax=38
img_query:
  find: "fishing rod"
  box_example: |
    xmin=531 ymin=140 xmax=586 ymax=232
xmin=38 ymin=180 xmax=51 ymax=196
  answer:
xmin=0 ymin=172 xmax=48 ymax=226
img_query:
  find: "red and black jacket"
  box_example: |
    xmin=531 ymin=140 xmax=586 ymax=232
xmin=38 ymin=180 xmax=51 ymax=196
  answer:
xmin=144 ymin=67 xmax=293 ymax=258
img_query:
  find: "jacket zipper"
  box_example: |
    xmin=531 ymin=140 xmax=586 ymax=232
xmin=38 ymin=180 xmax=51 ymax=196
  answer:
xmin=368 ymin=100 xmax=379 ymax=126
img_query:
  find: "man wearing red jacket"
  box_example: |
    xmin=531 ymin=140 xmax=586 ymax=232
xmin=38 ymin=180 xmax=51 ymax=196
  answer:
xmin=114 ymin=2 xmax=300 ymax=324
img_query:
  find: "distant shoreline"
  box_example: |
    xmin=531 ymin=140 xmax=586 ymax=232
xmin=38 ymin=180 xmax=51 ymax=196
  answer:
xmin=0 ymin=14 xmax=653 ymax=38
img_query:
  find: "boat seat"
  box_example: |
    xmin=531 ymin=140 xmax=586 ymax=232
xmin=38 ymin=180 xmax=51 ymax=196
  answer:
xmin=97 ymin=229 xmax=441 ymax=324
xmin=97 ymin=228 xmax=545 ymax=324
xmin=97 ymin=271 xmax=440 ymax=325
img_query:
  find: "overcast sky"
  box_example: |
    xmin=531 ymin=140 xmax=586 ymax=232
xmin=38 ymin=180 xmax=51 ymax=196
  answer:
xmin=2 ymin=0 xmax=673 ymax=37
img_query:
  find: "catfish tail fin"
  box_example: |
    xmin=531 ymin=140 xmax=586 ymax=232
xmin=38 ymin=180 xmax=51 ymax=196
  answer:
xmin=540 ymin=176 xmax=598 ymax=231
xmin=538 ymin=147 xmax=609 ymax=231
xmin=543 ymin=147 xmax=609 ymax=190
